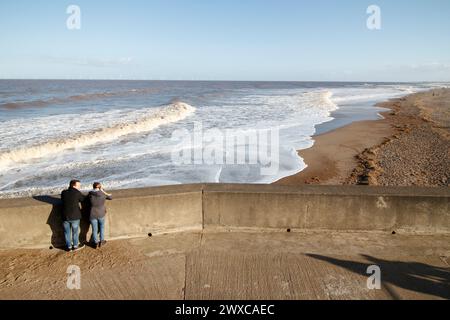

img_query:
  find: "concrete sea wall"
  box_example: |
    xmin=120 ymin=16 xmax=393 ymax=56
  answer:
xmin=0 ymin=184 xmax=448 ymax=248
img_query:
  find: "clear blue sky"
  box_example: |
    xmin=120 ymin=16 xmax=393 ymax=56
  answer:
xmin=1 ymin=0 xmax=449 ymax=81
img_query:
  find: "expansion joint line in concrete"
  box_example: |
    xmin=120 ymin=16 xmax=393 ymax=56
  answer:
xmin=201 ymin=186 xmax=205 ymax=230
xmin=183 ymin=254 xmax=188 ymax=300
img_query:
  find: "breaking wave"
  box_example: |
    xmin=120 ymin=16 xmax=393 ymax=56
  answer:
xmin=306 ymin=90 xmax=337 ymax=112
xmin=0 ymin=102 xmax=195 ymax=169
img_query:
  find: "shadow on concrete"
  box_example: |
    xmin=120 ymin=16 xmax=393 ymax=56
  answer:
xmin=34 ymin=195 xmax=92 ymax=249
xmin=306 ymin=253 xmax=450 ymax=299
xmin=34 ymin=196 xmax=65 ymax=249
xmin=80 ymin=196 xmax=93 ymax=246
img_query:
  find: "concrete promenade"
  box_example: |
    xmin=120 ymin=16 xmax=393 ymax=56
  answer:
xmin=0 ymin=230 xmax=449 ymax=300
xmin=0 ymin=184 xmax=448 ymax=299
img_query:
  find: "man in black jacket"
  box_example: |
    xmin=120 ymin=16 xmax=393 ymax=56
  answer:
xmin=61 ymin=180 xmax=85 ymax=252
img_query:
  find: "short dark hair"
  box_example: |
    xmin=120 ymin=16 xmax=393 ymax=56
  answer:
xmin=93 ymin=182 xmax=101 ymax=189
xmin=69 ymin=180 xmax=80 ymax=188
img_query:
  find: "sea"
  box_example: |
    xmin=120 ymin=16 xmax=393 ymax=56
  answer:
xmin=0 ymin=80 xmax=446 ymax=198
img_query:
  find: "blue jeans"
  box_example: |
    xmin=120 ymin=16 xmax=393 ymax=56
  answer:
xmin=63 ymin=220 xmax=80 ymax=249
xmin=90 ymin=217 xmax=106 ymax=244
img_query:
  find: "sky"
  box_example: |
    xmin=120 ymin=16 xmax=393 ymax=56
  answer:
xmin=0 ymin=0 xmax=449 ymax=82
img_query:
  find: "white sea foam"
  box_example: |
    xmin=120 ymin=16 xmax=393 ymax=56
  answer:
xmin=0 ymin=82 xmax=433 ymax=199
xmin=0 ymin=102 xmax=195 ymax=169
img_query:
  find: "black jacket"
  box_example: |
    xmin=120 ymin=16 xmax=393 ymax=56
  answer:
xmin=61 ymin=187 xmax=85 ymax=221
xmin=88 ymin=190 xmax=112 ymax=219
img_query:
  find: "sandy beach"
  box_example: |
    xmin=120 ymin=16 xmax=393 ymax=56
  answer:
xmin=276 ymin=88 xmax=450 ymax=187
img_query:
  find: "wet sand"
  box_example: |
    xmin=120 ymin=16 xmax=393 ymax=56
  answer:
xmin=276 ymin=88 xmax=450 ymax=187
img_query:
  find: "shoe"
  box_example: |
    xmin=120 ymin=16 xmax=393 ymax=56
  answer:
xmin=65 ymin=247 xmax=72 ymax=252
xmin=72 ymin=244 xmax=85 ymax=252
xmin=99 ymin=240 xmax=107 ymax=248
xmin=94 ymin=242 xmax=99 ymax=249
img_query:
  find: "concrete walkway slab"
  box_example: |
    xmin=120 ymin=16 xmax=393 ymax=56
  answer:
xmin=0 ymin=231 xmax=449 ymax=300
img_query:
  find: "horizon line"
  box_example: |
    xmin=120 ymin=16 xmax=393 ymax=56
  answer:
xmin=0 ymin=78 xmax=447 ymax=84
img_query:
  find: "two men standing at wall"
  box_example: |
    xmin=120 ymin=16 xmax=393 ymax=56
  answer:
xmin=60 ymin=180 xmax=112 ymax=252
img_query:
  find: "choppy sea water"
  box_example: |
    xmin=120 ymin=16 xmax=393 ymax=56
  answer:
xmin=0 ymin=80 xmax=444 ymax=198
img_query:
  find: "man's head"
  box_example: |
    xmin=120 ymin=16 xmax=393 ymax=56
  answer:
xmin=69 ymin=179 xmax=81 ymax=190
xmin=93 ymin=182 xmax=101 ymax=190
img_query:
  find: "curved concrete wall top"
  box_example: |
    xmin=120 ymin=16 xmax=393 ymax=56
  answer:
xmin=0 ymin=184 xmax=449 ymax=248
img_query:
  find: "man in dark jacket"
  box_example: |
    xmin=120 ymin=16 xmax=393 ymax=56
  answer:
xmin=88 ymin=182 xmax=112 ymax=249
xmin=61 ymin=180 xmax=85 ymax=252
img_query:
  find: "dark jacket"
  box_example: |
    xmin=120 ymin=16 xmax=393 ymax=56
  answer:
xmin=88 ymin=190 xmax=112 ymax=219
xmin=61 ymin=187 xmax=85 ymax=221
